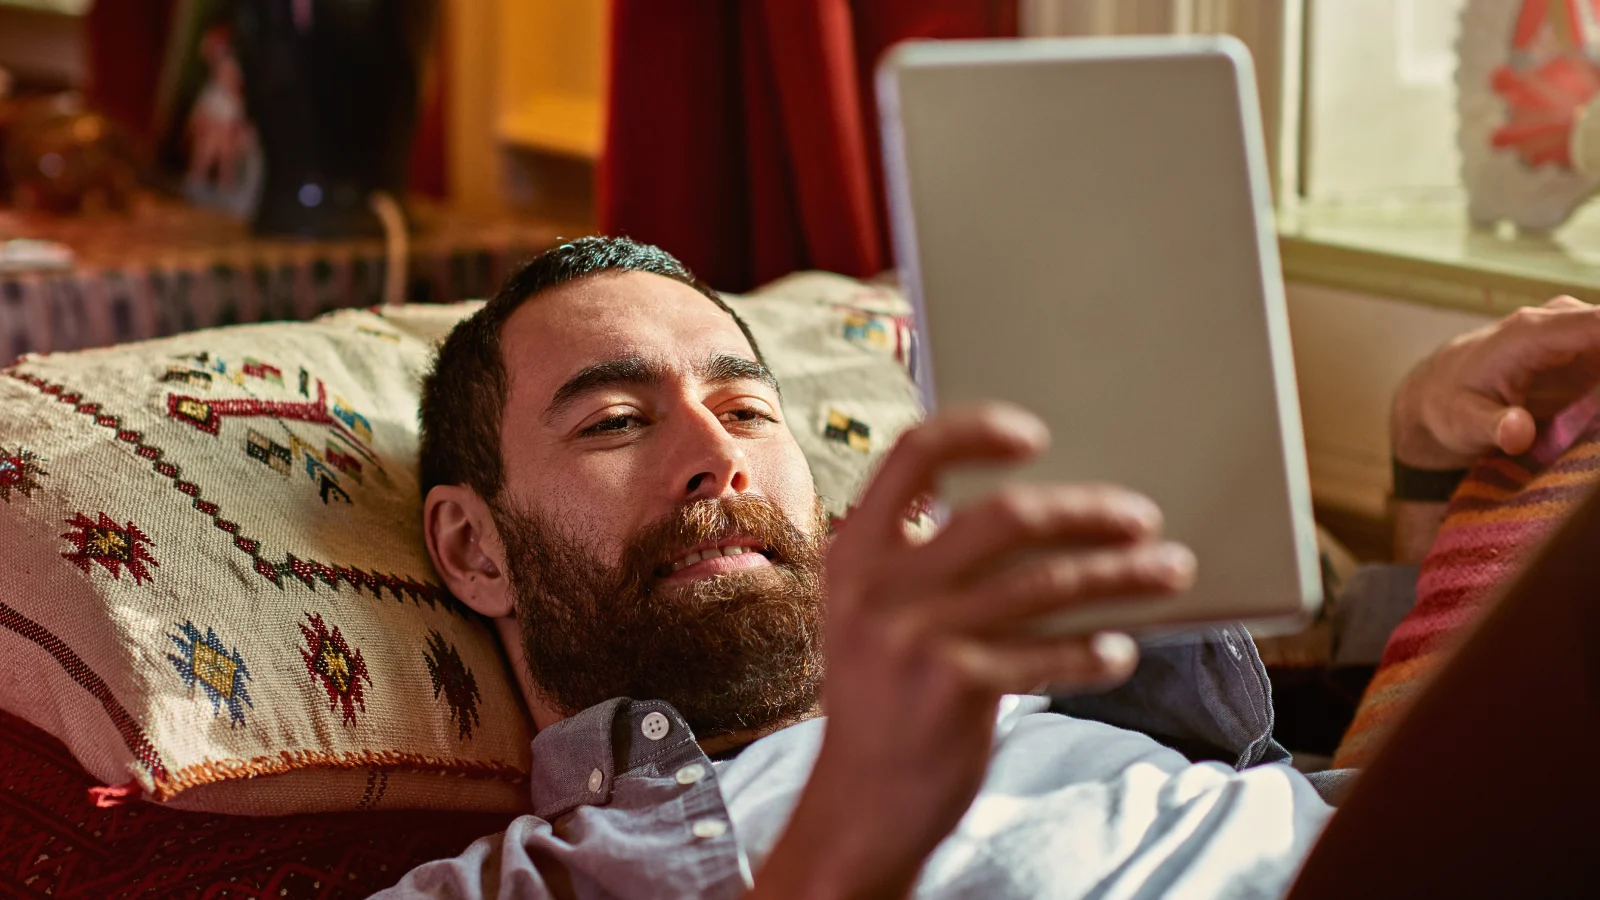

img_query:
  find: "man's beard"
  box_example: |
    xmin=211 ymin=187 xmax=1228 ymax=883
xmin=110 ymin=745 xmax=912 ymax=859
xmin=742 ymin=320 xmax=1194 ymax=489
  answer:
xmin=492 ymin=494 xmax=829 ymax=738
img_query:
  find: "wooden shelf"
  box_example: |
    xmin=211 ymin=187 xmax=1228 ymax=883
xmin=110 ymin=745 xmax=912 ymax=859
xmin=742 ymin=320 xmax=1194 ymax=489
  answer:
xmin=496 ymin=92 xmax=604 ymax=161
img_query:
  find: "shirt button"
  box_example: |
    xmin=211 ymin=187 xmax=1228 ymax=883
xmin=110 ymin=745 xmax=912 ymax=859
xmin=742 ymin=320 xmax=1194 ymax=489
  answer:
xmin=587 ymin=768 xmax=603 ymax=792
xmin=691 ymin=818 xmax=728 ymax=839
xmin=1222 ymin=629 xmax=1243 ymax=660
xmin=640 ymin=711 xmax=671 ymax=741
xmin=675 ymin=763 xmax=706 ymax=785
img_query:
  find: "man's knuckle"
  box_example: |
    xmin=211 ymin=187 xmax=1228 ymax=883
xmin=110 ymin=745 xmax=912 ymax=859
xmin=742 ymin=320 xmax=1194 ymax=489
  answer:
xmin=990 ymin=488 xmax=1040 ymax=531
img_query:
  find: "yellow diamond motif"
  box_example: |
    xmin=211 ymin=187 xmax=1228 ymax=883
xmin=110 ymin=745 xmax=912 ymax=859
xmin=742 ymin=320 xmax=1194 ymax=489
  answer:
xmin=320 ymin=647 xmax=352 ymax=693
xmin=87 ymin=528 xmax=129 ymax=559
xmin=192 ymin=643 xmax=237 ymax=699
xmin=176 ymin=398 xmax=210 ymax=422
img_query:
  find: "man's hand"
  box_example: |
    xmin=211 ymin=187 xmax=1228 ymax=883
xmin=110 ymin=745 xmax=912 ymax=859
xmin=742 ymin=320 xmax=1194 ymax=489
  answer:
xmin=1390 ymin=297 xmax=1600 ymax=561
xmin=1392 ymin=296 xmax=1600 ymax=471
xmin=751 ymin=404 xmax=1195 ymax=899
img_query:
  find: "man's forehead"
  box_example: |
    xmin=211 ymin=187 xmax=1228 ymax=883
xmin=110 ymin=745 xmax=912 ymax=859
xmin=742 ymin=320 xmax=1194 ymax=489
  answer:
xmin=500 ymin=271 xmax=757 ymax=397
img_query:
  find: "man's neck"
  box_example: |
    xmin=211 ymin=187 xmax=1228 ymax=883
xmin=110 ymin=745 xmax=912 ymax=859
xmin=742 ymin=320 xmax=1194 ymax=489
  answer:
xmin=696 ymin=705 xmax=822 ymax=758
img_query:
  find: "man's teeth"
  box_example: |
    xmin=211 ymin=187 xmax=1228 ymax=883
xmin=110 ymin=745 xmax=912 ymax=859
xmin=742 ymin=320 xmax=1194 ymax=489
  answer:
xmin=670 ymin=545 xmax=755 ymax=572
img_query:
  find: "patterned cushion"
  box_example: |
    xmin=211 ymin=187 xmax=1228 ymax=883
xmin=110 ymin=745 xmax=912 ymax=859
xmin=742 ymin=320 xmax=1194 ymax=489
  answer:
xmin=1332 ymin=397 xmax=1600 ymax=769
xmin=0 ymin=303 xmax=534 ymax=815
xmin=0 ymin=272 xmax=924 ymax=816
xmin=0 ymin=706 xmax=515 ymax=899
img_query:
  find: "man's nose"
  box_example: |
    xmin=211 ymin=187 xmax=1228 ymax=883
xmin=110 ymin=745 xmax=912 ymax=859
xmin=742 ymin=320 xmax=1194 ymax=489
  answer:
xmin=672 ymin=406 xmax=751 ymax=501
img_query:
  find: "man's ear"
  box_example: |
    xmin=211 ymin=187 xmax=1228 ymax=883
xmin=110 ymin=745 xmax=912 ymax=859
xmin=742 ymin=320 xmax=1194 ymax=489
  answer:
xmin=424 ymin=485 xmax=514 ymax=619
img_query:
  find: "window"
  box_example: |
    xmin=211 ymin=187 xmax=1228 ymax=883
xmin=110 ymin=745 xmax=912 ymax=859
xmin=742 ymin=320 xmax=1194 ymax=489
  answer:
xmin=1023 ymin=0 xmax=1600 ymax=315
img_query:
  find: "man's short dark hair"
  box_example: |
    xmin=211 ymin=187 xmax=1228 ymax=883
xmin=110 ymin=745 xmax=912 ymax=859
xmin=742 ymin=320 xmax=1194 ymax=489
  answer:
xmin=419 ymin=236 xmax=765 ymax=502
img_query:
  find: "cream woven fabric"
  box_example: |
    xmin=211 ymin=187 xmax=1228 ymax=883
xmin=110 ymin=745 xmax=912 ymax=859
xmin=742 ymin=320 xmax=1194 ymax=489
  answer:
xmin=0 ymin=272 xmax=923 ymax=816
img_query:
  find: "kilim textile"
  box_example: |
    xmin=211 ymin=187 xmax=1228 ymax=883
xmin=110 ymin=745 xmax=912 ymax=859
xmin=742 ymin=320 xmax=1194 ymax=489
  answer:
xmin=1332 ymin=397 xmax=1600 ymax=768
xmin=0 ymin=303 xmax=535 ymax=815
xmin=0 ymin=707 xmax=515 ymax=899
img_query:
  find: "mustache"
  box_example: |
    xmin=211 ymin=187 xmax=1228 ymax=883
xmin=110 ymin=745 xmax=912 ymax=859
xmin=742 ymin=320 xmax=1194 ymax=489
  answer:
xmin=618 ymin=494 xmax=822 ymax=587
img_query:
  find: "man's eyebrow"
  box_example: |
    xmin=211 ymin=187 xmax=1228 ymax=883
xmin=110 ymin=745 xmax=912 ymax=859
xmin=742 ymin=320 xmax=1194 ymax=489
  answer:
xmin=543 ymin=356 xmax=664 ymax=422
xmin=700 ymin=353 xmax=781 ymax=394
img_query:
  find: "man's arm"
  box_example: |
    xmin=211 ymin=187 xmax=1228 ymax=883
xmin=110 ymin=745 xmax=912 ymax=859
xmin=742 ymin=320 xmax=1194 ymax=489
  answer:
xmin=747 ymin=405 xmax=1195 ymax=899
xmin=1387 ymin=296 xmax=1600 ymax=561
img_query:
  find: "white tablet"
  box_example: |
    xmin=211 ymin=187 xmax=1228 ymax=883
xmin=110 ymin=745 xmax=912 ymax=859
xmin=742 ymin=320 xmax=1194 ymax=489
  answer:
xmin=877 ymin=36 xmax=1322 ymax=636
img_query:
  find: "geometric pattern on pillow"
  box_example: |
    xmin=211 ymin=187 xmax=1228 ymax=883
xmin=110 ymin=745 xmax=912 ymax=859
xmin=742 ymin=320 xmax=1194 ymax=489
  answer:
xmin=1332 ymin=396 xmax=1600 ymax=769
xmin=0 ymin=306 xmax=533 ymax=815
xmin=0 ymin=707 xmax=515 ymax=899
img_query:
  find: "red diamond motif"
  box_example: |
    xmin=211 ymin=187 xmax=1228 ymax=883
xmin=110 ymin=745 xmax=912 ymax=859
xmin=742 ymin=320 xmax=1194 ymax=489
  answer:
xmin=194 ymin=499 xmax=218 ymax=515
xmin=215 ymin=520 xmax=238 ymax=534
xmin=95 ymin=415 xmax=116 ymax=428
xmin=235 ymin=536 xmax=258 ymax=553
xmin=154 ymin=462 xmax=177 ymax=477
xmin=136 ymin=445 xmax=160 ymax=460
xmin=117 ymin=430 xmax=140 ymax=443
xmin=175 ymin=481 xmax=199 ymax=497
xmin=254 ymin=557 xmax=282 ymax=585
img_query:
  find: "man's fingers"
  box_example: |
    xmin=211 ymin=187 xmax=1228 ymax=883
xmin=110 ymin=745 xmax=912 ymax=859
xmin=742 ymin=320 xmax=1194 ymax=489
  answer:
xmin=948 ymin=631 xmax=1140 ymax=695
xmin=1496 ymin=406 xmax=1537 ymax=456
xmin=1433 ymin=390 xmax=1519 ymax=459
xmin=926 ymin=541 xmax=1195 ymax=631
xmin=915 ymin=483 xmax=1162 ymax=584
xmin=843 ymin=404 xmax=1048 ymax=548
xmin=1541 ymin=295 xmax=1592 ymax=311
xmin=1499 ymin=302 xmax=1600 ymax=369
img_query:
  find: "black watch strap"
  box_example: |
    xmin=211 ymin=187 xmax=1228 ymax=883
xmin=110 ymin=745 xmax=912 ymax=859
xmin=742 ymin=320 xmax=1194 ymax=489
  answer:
xmin=1392 ymin=458 xmax=1470 ymax=503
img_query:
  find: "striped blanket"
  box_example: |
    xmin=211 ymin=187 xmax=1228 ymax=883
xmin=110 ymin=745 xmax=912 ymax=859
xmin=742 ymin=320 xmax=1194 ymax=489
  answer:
xmin=1333 ymin=397 xmax=1600 ymax=769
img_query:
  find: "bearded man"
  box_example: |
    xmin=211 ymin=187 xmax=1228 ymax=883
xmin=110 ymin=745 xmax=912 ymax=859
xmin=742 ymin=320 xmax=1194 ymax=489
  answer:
xmin=376 ymin=236 xmax=1600 ymax=899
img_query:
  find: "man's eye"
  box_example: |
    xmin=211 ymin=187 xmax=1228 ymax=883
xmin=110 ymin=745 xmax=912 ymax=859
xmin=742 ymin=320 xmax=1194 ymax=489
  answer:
xmin=721 ymin=408 xmax=777 ymax=427
xmin=582 ymin=414 xmax=642 ymax=436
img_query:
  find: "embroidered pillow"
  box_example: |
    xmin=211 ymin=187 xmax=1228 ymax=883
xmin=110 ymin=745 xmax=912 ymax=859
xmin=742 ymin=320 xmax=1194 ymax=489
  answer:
xmin=0 ymin=304 xmax=534 ymax=815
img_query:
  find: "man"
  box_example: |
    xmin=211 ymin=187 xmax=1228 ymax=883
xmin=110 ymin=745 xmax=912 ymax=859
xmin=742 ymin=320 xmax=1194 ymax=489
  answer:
xmin=378 ymin=237 xmax=1600 ymax=899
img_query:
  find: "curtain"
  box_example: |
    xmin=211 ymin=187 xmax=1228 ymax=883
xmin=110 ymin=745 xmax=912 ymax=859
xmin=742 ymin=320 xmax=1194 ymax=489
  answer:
xmin=600 ymin=0 xmax=1017 ymax=292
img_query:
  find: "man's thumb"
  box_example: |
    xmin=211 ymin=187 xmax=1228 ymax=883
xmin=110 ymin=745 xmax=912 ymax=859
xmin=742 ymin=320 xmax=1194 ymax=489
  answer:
xmin=1495 ymin=406 xmax=1536 ymax=456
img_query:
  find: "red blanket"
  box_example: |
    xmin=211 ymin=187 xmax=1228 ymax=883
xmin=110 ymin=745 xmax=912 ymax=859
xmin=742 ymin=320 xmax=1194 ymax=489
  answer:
xmin=0 ymin=708 xmax=513 ymax=898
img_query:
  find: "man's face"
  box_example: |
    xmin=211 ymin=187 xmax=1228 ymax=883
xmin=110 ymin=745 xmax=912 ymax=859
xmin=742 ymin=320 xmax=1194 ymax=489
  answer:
xmin=491 ymin=271 xmax=827 ymax=735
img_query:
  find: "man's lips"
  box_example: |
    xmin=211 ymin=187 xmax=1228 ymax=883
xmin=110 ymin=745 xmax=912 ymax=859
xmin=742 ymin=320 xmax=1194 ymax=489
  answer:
xmin=658 ymin=540 xmax=773 ymax=582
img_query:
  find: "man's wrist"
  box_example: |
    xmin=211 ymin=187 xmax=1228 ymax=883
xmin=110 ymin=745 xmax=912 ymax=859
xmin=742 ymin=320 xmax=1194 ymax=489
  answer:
xmin=1391 ymin=457 xmax=1469 ymax=503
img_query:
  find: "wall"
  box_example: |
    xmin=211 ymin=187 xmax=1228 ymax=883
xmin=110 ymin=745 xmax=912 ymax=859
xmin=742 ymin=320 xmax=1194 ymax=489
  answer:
xmin=1286 ymin=281 xmax=1492 ymax=519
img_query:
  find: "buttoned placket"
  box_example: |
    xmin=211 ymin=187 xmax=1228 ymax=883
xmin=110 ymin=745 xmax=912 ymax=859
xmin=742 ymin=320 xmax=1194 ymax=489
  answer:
xmin=618 ymin=701 xmax=751 ymax=891
xmin=524 ymin=698 xmax=752 ymax=897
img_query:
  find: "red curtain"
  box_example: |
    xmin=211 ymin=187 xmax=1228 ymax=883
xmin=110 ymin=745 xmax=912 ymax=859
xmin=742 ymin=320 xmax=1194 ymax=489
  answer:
xmin=600 ymin=0 xmax=1017 ymax=292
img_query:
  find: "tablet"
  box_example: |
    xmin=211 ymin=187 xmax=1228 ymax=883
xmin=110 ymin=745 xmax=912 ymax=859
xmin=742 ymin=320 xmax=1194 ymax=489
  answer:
xmin=877 ymin=36 xmax=1321 ymax=636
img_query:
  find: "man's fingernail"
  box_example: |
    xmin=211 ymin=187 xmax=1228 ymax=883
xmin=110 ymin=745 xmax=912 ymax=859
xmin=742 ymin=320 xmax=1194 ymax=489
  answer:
xmin=1155 ymin=543 xmax=1196 ymax=579
xmin=1092 ymin=632 xmax=1138 ymax=668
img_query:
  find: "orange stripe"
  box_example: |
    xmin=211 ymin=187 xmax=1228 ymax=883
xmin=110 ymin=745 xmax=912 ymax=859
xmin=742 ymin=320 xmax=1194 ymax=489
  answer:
xmin=1443 ymin=499 xmax=1583 ymax=528
xmin=1522 ymin=468 xmax=1600 ymax=491
xmin=1451 ymin=481 xmax=1518 ymax=501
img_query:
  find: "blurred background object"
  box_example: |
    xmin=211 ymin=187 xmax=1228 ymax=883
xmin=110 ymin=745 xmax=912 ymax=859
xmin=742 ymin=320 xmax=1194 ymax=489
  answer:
xmin=234 ymin=0 xmax=439 ymax=237
xmin=1458 ymin=0 xmax=1600 ymax=231
xmin=1 ymin=92 xmax=137 ymax=213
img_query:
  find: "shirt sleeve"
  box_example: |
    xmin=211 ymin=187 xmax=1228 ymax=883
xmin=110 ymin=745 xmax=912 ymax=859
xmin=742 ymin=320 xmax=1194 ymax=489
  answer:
xmin=1329 ymin=563 xmax=1420 ymax=667
xmin=367 ymin=816 xmax=563 ymax=899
